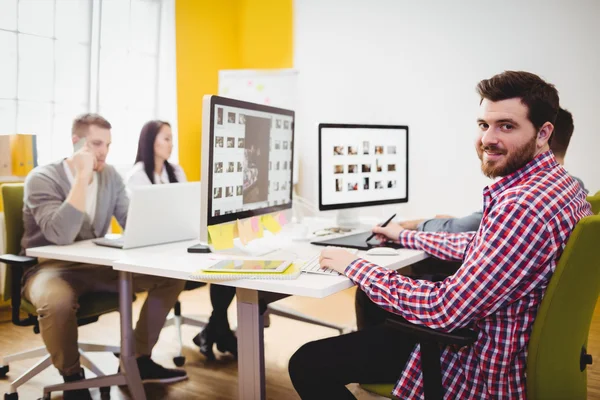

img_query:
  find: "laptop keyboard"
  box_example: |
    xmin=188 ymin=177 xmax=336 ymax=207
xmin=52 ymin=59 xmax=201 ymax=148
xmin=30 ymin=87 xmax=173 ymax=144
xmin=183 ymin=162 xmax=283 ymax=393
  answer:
xmin=302 ymin=249 xmax=359 ymax=276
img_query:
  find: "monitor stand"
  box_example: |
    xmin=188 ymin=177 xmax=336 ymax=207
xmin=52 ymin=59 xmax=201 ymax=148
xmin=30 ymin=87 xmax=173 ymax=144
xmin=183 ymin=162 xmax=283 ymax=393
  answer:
xmin=336 ymin=209 xmax=360 ymax=229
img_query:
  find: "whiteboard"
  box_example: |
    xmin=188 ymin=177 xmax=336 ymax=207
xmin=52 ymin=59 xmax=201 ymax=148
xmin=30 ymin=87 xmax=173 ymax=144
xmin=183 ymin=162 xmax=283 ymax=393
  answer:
xmin=218 ymin=69 xmax=299 ymax=184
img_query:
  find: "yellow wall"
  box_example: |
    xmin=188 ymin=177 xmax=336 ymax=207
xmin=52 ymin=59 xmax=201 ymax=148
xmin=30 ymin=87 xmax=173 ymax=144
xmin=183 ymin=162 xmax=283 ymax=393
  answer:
xmin=175 ymin=0 xmax=293 ymax=181
xmin=238 ymin=0 xmax=294 ymax=69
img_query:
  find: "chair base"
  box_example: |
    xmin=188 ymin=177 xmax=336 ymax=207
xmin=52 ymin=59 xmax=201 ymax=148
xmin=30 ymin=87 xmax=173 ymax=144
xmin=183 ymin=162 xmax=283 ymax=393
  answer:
xmin=1 ymin=342 xmax=120 ymax=397
xmin=164 ymin=313 xmax=209 ymax=365
xmin=42 ymin=373 xmax=125 ymax=399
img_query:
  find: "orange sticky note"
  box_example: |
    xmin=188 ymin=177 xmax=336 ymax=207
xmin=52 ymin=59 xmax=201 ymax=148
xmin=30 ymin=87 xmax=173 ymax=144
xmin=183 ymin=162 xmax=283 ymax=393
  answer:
xmin=237 ymin=219 xmax=254 ymax=245
xmin=261 ymin=214 xmax=281 ymax=234
xmin=207 ymin=224 xmax=235 ymax=250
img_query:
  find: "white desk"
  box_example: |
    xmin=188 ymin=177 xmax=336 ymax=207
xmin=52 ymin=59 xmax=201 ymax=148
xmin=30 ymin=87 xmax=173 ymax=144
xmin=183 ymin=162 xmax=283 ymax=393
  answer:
xmin=112 ymin=237 xmax=427 ymax=400
xmin=27 ymin=228 xmax=427 ymax=400
xmin=27 ymin=239 xmax=198 ymax=267
xmin=26 ymin=239 xmax=198 ymax=400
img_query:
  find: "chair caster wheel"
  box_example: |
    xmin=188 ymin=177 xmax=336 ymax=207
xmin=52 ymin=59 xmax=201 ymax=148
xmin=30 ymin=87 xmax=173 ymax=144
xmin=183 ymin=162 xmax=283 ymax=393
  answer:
xmin=100 ymin=386 xmax=111 ymax=399
xmin=173 ymin=356 xmax=186 ymax=367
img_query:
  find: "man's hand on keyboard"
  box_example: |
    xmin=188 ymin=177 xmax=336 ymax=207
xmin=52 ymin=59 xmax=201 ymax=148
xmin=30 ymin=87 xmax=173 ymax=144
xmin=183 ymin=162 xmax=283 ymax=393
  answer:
xmin=319 ymin=247 xmax=360 ymax=275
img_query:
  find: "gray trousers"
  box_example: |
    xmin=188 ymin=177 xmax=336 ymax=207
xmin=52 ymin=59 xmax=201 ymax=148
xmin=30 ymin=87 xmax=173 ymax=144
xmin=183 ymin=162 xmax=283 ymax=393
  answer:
xmin=24 ymin=260 xmax=185 ymax=376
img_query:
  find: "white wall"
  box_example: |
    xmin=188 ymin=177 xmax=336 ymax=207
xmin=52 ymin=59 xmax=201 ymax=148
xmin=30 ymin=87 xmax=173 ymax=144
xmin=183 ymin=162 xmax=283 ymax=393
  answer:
xmin=294 ymin=0 xmax=600 ymax=221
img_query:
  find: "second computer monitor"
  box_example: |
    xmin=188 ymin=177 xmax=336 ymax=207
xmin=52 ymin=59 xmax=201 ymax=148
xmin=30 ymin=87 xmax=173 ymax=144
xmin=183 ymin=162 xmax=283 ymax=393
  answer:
xmin=200 ymin=95 xmax=294 ymax=238
xmin=318 ymin=123 xmax=409 ymax=211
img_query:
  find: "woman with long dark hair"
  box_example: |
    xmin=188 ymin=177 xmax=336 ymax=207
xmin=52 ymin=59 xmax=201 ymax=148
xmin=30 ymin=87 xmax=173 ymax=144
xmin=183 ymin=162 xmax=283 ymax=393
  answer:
xmin=126 ymin=120 xmax=237 ymax=360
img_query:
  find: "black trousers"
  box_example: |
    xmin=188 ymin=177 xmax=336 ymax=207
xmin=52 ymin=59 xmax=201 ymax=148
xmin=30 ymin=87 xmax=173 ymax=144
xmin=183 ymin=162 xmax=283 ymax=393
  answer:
xmin=208 ymin=284 xmax=237 ymax=332
xmin=209 ymin=285 xmax=287 ymax=328
xmin=288 ymin=324 xmax=416 ymax=399
xmin=288 ymin=257 xmax=462 ymax=399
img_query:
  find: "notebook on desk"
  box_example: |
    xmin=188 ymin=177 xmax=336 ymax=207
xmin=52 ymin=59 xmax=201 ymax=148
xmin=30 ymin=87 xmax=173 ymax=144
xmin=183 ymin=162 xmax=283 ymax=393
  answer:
xmin=189 ymin=260 xmax=302 ymax=281
xmin=310 ymin=231 xmax=404 ymax=251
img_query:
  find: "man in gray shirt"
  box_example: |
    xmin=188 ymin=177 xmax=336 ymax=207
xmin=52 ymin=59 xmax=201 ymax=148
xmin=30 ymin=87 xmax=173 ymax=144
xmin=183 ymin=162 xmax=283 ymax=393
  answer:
xmin=356 ymin=108 xmax=587 ymax=330
xmin=21 ymin=114 xmax=186 ymax=399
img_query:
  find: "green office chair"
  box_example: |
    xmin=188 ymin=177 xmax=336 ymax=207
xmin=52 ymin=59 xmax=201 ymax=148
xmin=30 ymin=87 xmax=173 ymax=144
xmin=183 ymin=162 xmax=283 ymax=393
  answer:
xmin=587 ymin=191 xmax=600 ymax=215
xmin=0 ymin=183 xmax=122 ymax=399
xmin=361 ymin=214 xmax=600 ymax=399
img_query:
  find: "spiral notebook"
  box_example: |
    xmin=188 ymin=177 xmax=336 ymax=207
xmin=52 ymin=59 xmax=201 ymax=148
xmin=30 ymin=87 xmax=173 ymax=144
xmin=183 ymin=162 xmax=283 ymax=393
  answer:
xmin=189 ymin=260 xmax=303 ymax=281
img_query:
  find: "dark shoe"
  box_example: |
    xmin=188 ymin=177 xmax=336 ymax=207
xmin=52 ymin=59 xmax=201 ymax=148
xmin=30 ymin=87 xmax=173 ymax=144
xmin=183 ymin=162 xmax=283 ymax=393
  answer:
xmin=62 ymin=369 xmax=92 ymax=400
xmin=193 ymin=327 xmax=216 ymax=361
xmin=137 ymin=356 xmax=187 ymax=384
xmin=216 ymin=330 xmax=238 ymax=359
xmin=193 ymin=323 xmax=238 ymax=360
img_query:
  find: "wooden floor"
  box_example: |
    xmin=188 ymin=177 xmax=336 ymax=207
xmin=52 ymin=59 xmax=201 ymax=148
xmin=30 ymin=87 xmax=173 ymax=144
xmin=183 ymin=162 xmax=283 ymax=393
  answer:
xmin=1 ymin=287 xmax=600 ymax=399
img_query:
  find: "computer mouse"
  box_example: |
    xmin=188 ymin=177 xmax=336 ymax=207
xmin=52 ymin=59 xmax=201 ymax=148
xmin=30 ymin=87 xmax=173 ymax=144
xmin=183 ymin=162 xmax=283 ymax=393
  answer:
xmin=365 ymin=247 xmax=399 ymax=256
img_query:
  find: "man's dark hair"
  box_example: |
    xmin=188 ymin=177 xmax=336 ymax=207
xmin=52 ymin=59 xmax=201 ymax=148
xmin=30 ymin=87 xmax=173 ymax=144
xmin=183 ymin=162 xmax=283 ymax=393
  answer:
xmin=476 ymin=71 xmax=560 ymax=132
xmin=550 ymin=108 xmax=574 ymax=159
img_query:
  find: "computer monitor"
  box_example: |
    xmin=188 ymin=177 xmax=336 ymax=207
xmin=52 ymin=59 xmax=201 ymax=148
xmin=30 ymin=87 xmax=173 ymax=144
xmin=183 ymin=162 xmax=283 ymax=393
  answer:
xmin=200 ymin=95 xmax=295 ymax=243
xmin=318 ymin=123 xmax=409 ymax=227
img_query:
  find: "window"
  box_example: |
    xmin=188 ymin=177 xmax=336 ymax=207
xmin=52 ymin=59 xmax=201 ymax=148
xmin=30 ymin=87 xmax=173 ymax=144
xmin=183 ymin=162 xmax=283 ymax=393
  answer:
xmin=0 ymin=0 xmax=178 ymax=168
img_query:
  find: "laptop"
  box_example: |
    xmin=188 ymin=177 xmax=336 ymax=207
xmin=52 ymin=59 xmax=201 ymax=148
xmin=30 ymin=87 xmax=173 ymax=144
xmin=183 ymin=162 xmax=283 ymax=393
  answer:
xmin=310 ymin=231 xmax=404 ymax=251
xmin=93 ymin=182 xmax=201 ymax=249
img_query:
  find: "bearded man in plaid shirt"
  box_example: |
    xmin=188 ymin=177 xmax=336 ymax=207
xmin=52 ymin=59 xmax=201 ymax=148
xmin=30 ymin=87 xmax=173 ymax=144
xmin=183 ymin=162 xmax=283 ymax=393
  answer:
xmin=289 ymin=71 xmax=592 ymax=399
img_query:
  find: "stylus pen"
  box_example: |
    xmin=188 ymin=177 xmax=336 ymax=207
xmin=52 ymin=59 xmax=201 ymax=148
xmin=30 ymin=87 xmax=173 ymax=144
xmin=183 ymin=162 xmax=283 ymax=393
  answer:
xmin=365 ymin=213 xmax=397 ymax=242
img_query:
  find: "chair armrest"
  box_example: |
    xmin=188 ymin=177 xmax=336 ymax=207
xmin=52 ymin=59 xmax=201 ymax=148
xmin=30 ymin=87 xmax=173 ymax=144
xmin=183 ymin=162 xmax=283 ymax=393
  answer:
xmin=0 ymin=254 xmax=38 ymax=266
xmin=385 ymin=318 xmax=477 ymax=347
xmin=0 ymin=253 xmax=38 ymax=327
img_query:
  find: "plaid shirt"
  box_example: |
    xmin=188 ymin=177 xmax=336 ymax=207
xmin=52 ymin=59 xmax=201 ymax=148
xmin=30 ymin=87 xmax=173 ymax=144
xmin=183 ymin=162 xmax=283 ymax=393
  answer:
xmin=345 ymin=151 xmax=592 ymax=399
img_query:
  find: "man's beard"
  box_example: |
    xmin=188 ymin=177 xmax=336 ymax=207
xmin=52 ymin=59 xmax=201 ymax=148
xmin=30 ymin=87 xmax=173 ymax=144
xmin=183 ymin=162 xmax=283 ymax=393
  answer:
xmin=477 ymin=135 xmax=537 ymax=178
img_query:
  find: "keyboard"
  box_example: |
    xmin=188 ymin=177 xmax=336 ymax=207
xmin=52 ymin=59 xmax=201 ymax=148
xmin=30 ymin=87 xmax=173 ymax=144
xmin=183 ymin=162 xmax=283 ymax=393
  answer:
xmin=92 ymin=237 xmax=125 ymax=249
xmin=301 ymin=249 xmax=359 ymax=276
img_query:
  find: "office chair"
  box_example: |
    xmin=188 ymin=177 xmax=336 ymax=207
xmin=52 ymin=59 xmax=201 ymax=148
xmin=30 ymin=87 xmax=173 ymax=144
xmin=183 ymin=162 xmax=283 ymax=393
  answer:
xmin=0 ymin=183 xmax=122 ymax=399
xmin=587 ymin=191 xmax=600 ymax=215
xmin=163 ymin=281 xmax=208 ymax=366
xmin=361 ymin=214 xmax=600 ymax=400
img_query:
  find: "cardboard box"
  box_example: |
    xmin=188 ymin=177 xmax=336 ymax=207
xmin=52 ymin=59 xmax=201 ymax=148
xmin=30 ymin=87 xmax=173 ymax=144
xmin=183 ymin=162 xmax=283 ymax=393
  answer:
xmin=0 ymin=135 xmax=11 ymax=176
xmin=10 ymin=134 xmax=37 ymax=177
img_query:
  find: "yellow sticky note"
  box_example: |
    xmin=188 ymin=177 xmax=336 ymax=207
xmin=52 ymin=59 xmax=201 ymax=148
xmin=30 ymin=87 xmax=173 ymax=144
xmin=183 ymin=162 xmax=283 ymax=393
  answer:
xmin=233 ymin=221 xmax=239 ymax=238
xmin=207 ymin=224 xmax=235 ymax=250
xmin=261 ymin=214 xmax=282 ymax=234
xmin=236 ymin=219 xmax=254 ymax=245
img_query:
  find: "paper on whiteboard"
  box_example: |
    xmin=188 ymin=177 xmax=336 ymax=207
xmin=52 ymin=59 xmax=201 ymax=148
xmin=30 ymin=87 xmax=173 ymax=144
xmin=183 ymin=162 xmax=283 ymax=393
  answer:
xmin=218 ymin=69 xmax=299 ymax=184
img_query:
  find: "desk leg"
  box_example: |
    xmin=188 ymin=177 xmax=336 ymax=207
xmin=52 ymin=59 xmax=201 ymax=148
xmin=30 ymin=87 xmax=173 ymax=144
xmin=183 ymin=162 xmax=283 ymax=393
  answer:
xmin=119 ymin=271 xmax=146 ymax=400
xmin=236 ymin=288 xmax=265 ymax=400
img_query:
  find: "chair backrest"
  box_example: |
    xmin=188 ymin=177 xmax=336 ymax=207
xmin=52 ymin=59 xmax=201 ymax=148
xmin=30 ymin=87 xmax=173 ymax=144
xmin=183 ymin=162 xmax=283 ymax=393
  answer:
xmin=527 ymin=215 xmax=600 ymax=399
xmin=587 ymin=191 xmax=600 ymax=215
xmin=1 ymin=183 xmax=25 ymax=302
